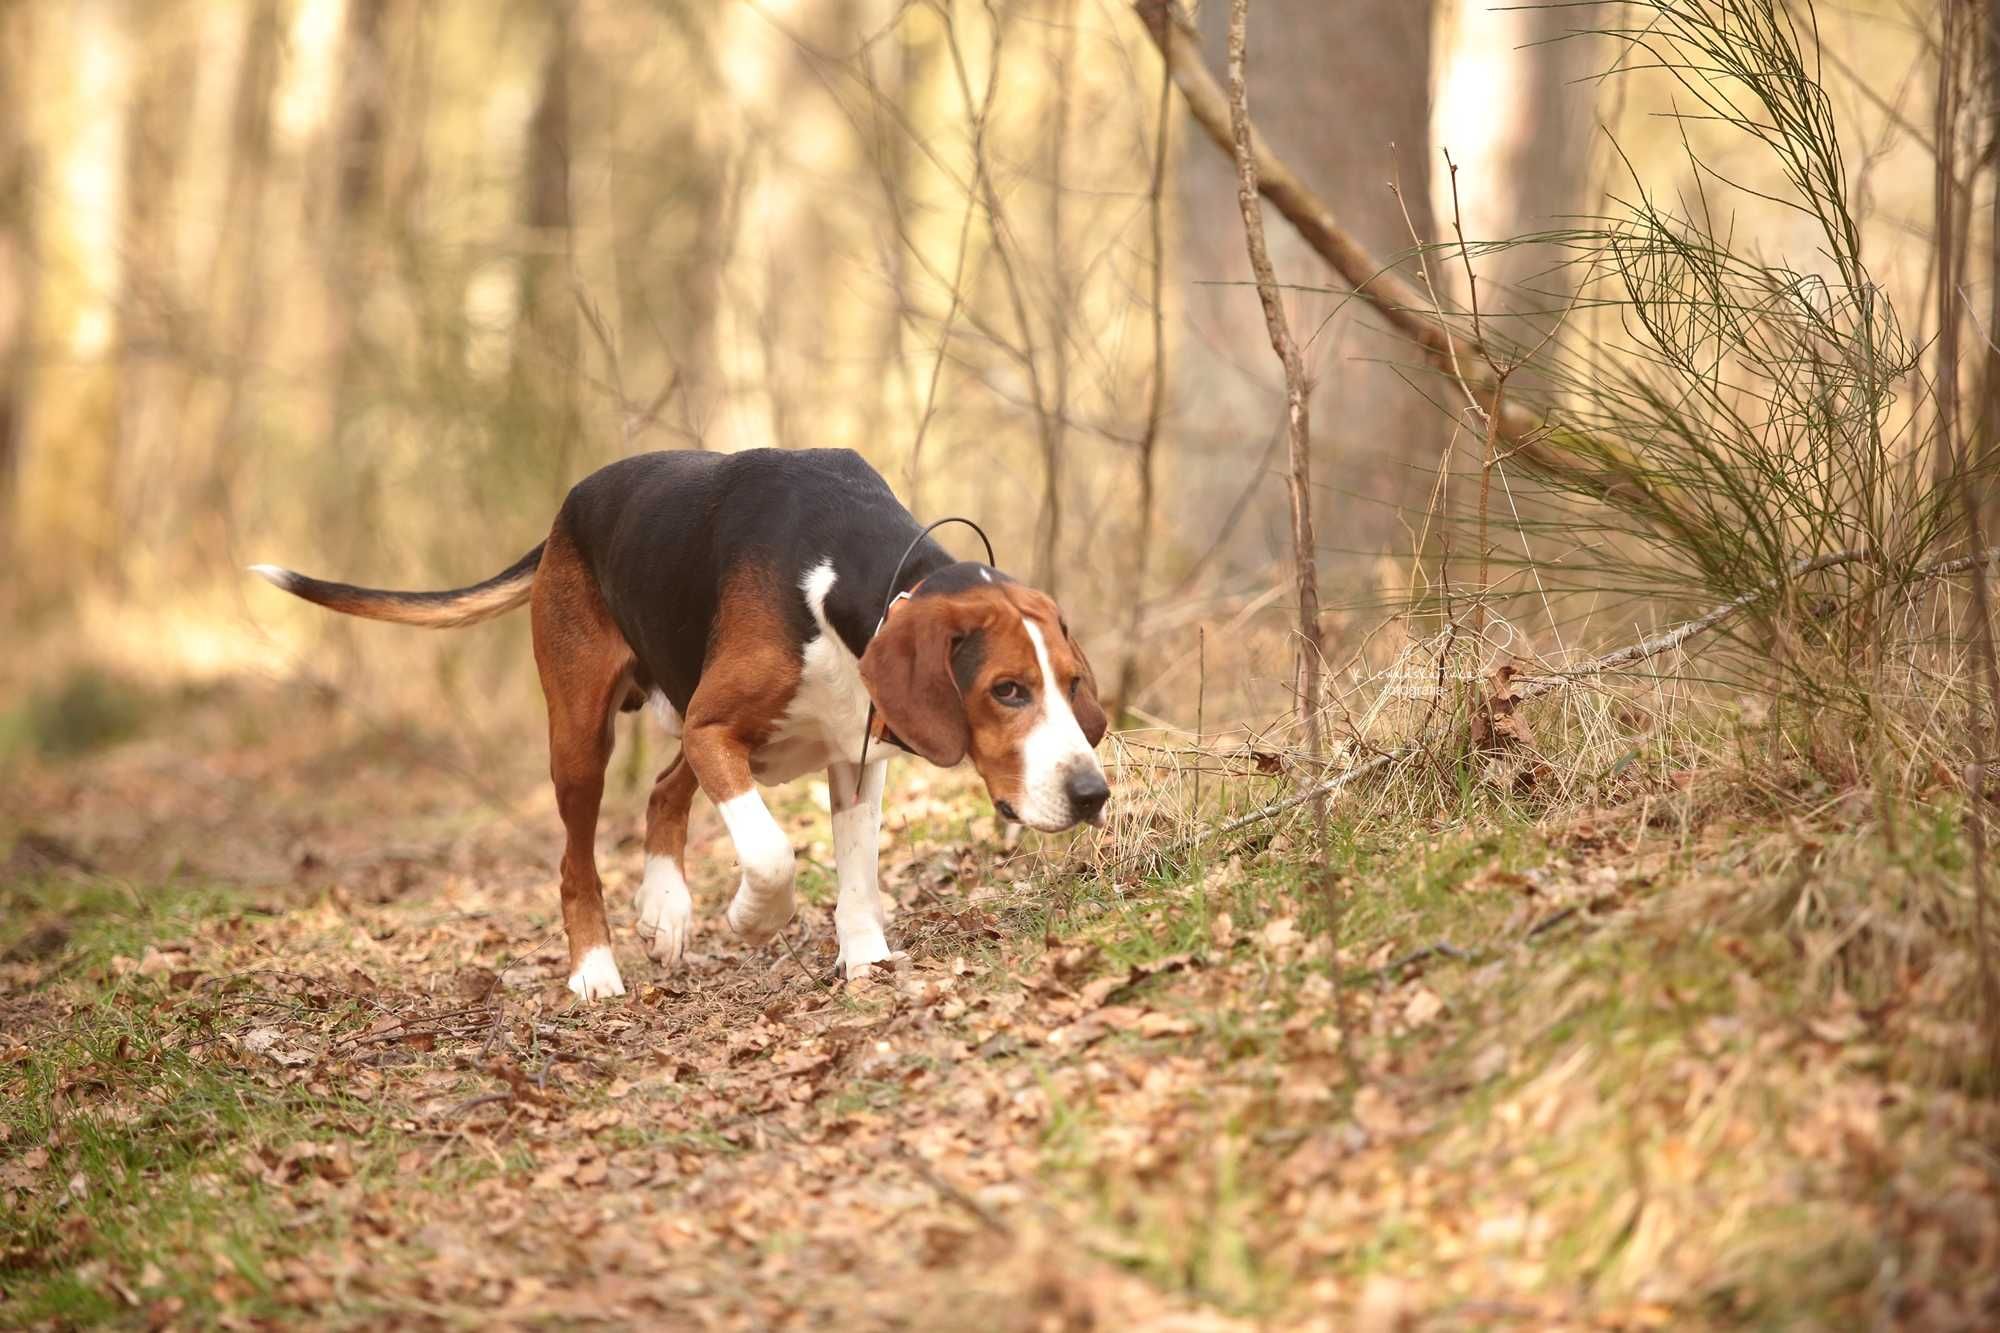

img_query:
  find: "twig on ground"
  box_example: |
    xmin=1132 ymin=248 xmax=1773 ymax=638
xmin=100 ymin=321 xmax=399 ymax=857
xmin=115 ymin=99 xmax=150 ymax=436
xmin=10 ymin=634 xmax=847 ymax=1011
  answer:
xmin=490 ymin=927 xmax=564 ymax=987
xmin=338 ymin=1003 xmax=492 ymax=1048
xmin=479 ymin=1001 xmax=510 ymax=1059
xmin=778 ymin=926 xmax=839 ymax=993
xmin=1358 ymin=907 xmax=1585 ymax=987
xmin=1180 ymin=546 xmax=2000 ymax=847
xmin=1371 ymin=940 xmax=1481 ymax=981
xmin=1526 ymin=905 xmax=1580 ymax=939
xmin=895 ymin=1142 xmax=1012 ymax=1237
xmin=433 ymin=1091 xmax=513 ymax=1124
xmin=1204 ymin=749 xmax=1409 ymax=846
xmin=197 ymin=968 xmax=397 ymax=1017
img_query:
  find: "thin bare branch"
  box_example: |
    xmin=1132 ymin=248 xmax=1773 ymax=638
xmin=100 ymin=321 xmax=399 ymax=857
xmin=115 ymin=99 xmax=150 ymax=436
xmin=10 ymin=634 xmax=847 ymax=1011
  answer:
xmin=1111 ymin=5 xmax=1175 ymax=721
xmin=1225 ymin=0 xmax=1322 ymax=799
xmin=1130 ymin=0 xmax=1687 ymax=530
xmin=1201 ymin=545 xmax=2000 ymax=842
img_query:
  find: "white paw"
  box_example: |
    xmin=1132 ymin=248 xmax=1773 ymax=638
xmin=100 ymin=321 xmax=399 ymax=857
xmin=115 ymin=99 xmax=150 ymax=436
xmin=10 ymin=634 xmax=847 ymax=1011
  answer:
xmin=837 ymin=931 xmax=903 ymax=981
xmin=725 ymin=877 xmax=795 ymax=947
xmin=566 ymin=946 xmax=626 ymax=1001
xmin=635 ymin=857 xmax=694 ymax=968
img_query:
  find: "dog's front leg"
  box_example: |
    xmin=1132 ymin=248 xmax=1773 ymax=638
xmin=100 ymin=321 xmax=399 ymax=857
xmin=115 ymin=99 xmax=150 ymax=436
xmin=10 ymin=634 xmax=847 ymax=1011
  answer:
xmin=827 ymin=758 xmax=896 ymax=978
xmin=683 ymin=719 xmax=797 ymax=947
xmin=713 ymin=786 xmax=797 ymax=945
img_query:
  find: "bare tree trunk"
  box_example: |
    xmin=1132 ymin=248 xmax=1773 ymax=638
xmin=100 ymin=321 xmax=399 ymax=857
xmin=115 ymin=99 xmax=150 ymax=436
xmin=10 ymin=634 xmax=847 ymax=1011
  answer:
xmin=1437 ymin=6 xmax=1598 ymax=322
xmin=1111 ymin=7 xmax=1175 ymax=722
xmin=663 ymin=26 xmax=732 ymax=454
xmin=0 ymin=3 xmax=34 ymax=560
xmin=1226 ymin=0 xmax=1321 ymax=773
xmin=38 ymin=0 xmax=129 ymax=575
xmin=874 ymin=11 xmax=922 ymax=498
xmin=312 ymin=0 xmax=399 ymax=575
xmin=1037 ymin=0 xmax=1078 ymax=597
xmin=1177 ymin=0 xmax=1434 ymax=577
xmin=1939 ymin=0 xmax=2000 ymax=1085
xmin=566 ymin=3 xmax=730 ymax=457
xmin=117 ymin=0 xmax=198 ymax=571
xmin=196 ymin=0 xmax=280 ymax=565
xmin=514 ymin=0 xmax=578 ymax=484
xmin=1980 ymin=0 xmax=2000 ymax=527
xmin=335 ymin=0 xmax=391 ymax=225
xmin=1938 ymin=0 xmax=1967 ymax=497
xmin=936 ymin=0 xmax=1057 ymax=518
xmin=519 ymin=5 xmax=574 ymax=351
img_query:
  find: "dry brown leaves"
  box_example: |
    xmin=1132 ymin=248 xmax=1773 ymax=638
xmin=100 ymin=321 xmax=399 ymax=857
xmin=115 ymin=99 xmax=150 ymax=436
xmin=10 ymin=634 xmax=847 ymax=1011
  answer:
xmin=6 ymin=707 xmax=1998 ymax=1329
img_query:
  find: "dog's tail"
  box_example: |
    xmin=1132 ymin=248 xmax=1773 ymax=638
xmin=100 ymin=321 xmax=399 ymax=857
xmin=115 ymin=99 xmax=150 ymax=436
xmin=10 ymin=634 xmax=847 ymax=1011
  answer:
xmin=249 ymin=544 xmax=544 ymax=629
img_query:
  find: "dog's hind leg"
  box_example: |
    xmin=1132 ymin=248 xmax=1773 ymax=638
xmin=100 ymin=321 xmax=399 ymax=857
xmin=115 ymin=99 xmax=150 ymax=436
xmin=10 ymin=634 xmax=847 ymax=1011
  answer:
xmin=636 ymin=755 xmax=698 ymax=969
xmin=531 ymin=524 xmax=635 ymax=1001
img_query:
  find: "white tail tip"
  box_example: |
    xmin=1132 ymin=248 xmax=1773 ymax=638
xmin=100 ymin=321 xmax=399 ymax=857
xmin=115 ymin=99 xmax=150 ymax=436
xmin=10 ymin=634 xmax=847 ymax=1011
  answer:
xmin=248 ymin=564 xmax=297 ymax=591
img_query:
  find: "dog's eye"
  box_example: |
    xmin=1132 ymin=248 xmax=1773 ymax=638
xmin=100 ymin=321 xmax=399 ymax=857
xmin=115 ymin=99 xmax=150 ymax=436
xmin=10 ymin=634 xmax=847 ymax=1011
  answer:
xmin=1068 ymin=677 xmax=1081 ymax=700
xmin=991 ymin=680 xmax=1030 ymax=707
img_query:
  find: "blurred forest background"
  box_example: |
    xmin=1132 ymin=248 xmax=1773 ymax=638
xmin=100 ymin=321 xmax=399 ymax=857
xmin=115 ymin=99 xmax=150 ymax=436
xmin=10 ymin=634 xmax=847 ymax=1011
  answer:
xmin=0 ymin=0 xmax=1944 ymax=741
xmin=13 ymin=4 xmax=2000 ymax=1324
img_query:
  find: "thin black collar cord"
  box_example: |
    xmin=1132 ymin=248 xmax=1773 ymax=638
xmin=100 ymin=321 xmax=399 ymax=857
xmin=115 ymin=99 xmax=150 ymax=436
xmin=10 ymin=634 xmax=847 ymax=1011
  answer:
xmin=854 ymin=517 xmax=996 ymax=801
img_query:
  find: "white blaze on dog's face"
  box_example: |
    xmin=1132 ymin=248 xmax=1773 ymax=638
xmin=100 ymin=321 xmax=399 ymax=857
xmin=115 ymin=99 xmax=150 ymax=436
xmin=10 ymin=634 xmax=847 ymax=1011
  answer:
xmin=1013 ymin=618 xmax=1107 ymax=829
xmin=859 ymin=574 xmax=1110 ymax=831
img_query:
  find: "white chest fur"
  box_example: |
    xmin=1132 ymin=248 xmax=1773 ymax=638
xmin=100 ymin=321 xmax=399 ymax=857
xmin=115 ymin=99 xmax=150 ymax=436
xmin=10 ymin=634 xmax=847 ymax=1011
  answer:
xmin=751 ymin=560 xmax=871 ymax=786
xmin=648 ymin=689 xmax=684 ymax=737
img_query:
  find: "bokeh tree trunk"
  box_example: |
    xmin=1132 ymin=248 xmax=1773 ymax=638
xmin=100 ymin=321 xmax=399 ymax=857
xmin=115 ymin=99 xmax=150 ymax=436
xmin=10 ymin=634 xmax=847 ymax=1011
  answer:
xmin=1438 ymin=6 xmax=1599 ymax=326
xmin=28 ymin=0 xmax=128 ymax=575
xmin=585 ymin=2 xmax=735 ymax=453
xmin=1979 ymin=0 xmax=2000 ymax=526
xmin=315 ymin=0 xmax=399 ymax=577
xmin=1434 ymin=5 xmax=1599 ymax=605
xmin=0 ymin=2 xmax=34 ymax=561
xmin=1176 ymin=0 xmax=1436 ymax=586
xmin=197 ymin=0 xmax=280 ymax=565
xmin=1038 ymin=0 xmax=1079 ymax=597
xmin=514 ymin=0 xmax=579 ymax=484
xmin=117 ymin=0 xmax=199 ymax=573
xmin=334 ymin=0 xmax=392 ymax=227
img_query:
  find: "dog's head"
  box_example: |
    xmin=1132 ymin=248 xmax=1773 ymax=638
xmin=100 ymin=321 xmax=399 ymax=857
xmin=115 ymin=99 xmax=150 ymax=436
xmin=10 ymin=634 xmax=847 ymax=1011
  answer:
xmin=859 ymin=564 xmax=1110 ymax=831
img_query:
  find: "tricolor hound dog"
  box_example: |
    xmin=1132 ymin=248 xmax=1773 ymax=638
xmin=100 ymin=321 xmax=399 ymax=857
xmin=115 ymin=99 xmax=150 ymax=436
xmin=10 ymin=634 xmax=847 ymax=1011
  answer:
xmin=252 ymin=448 xmax=1110 ymax=1000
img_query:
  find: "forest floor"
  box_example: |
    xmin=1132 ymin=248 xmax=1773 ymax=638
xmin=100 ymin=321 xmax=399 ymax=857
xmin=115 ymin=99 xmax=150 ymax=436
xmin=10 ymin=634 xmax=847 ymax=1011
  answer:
xmin=2 ymin=677 xmax=1997 ymax=1330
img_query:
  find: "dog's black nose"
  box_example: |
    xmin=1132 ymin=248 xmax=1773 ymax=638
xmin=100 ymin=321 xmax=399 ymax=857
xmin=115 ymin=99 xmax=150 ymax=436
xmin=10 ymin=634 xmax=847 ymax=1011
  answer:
xmin=1065 ymin=767 xmax=1110 ymax=822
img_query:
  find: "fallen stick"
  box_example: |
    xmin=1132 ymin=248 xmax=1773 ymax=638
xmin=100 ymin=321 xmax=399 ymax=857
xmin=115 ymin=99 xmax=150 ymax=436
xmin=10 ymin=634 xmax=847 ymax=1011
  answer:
xmin=1369 ymin=940 xmax=1482 ymax=981
xmin=1509 ymin=547 xmax=1872 ymax=699
xmin=434 ymin=1091 xmax=514 ymax=1124
xmin=895 ymin=1142 xmax=1013 ymax=1237
xmin=1205 ymin=748 xmax=1408 ymax=844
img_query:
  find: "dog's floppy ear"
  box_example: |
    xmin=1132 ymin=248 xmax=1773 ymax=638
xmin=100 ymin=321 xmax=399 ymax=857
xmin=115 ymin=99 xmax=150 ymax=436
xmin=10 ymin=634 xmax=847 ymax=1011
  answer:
xmin=1067 ymin=628 xmax=1108 ymax=747
xmin=860 ymin=597 xmax=971 ymax=768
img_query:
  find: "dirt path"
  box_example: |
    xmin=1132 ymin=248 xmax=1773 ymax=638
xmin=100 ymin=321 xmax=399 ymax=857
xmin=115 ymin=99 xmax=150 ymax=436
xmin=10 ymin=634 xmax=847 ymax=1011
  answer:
xmin=2 ymin=718 xmax=1253 ymax=1328
xmin=4 ymin=709 xmax=1996 ymax=1329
